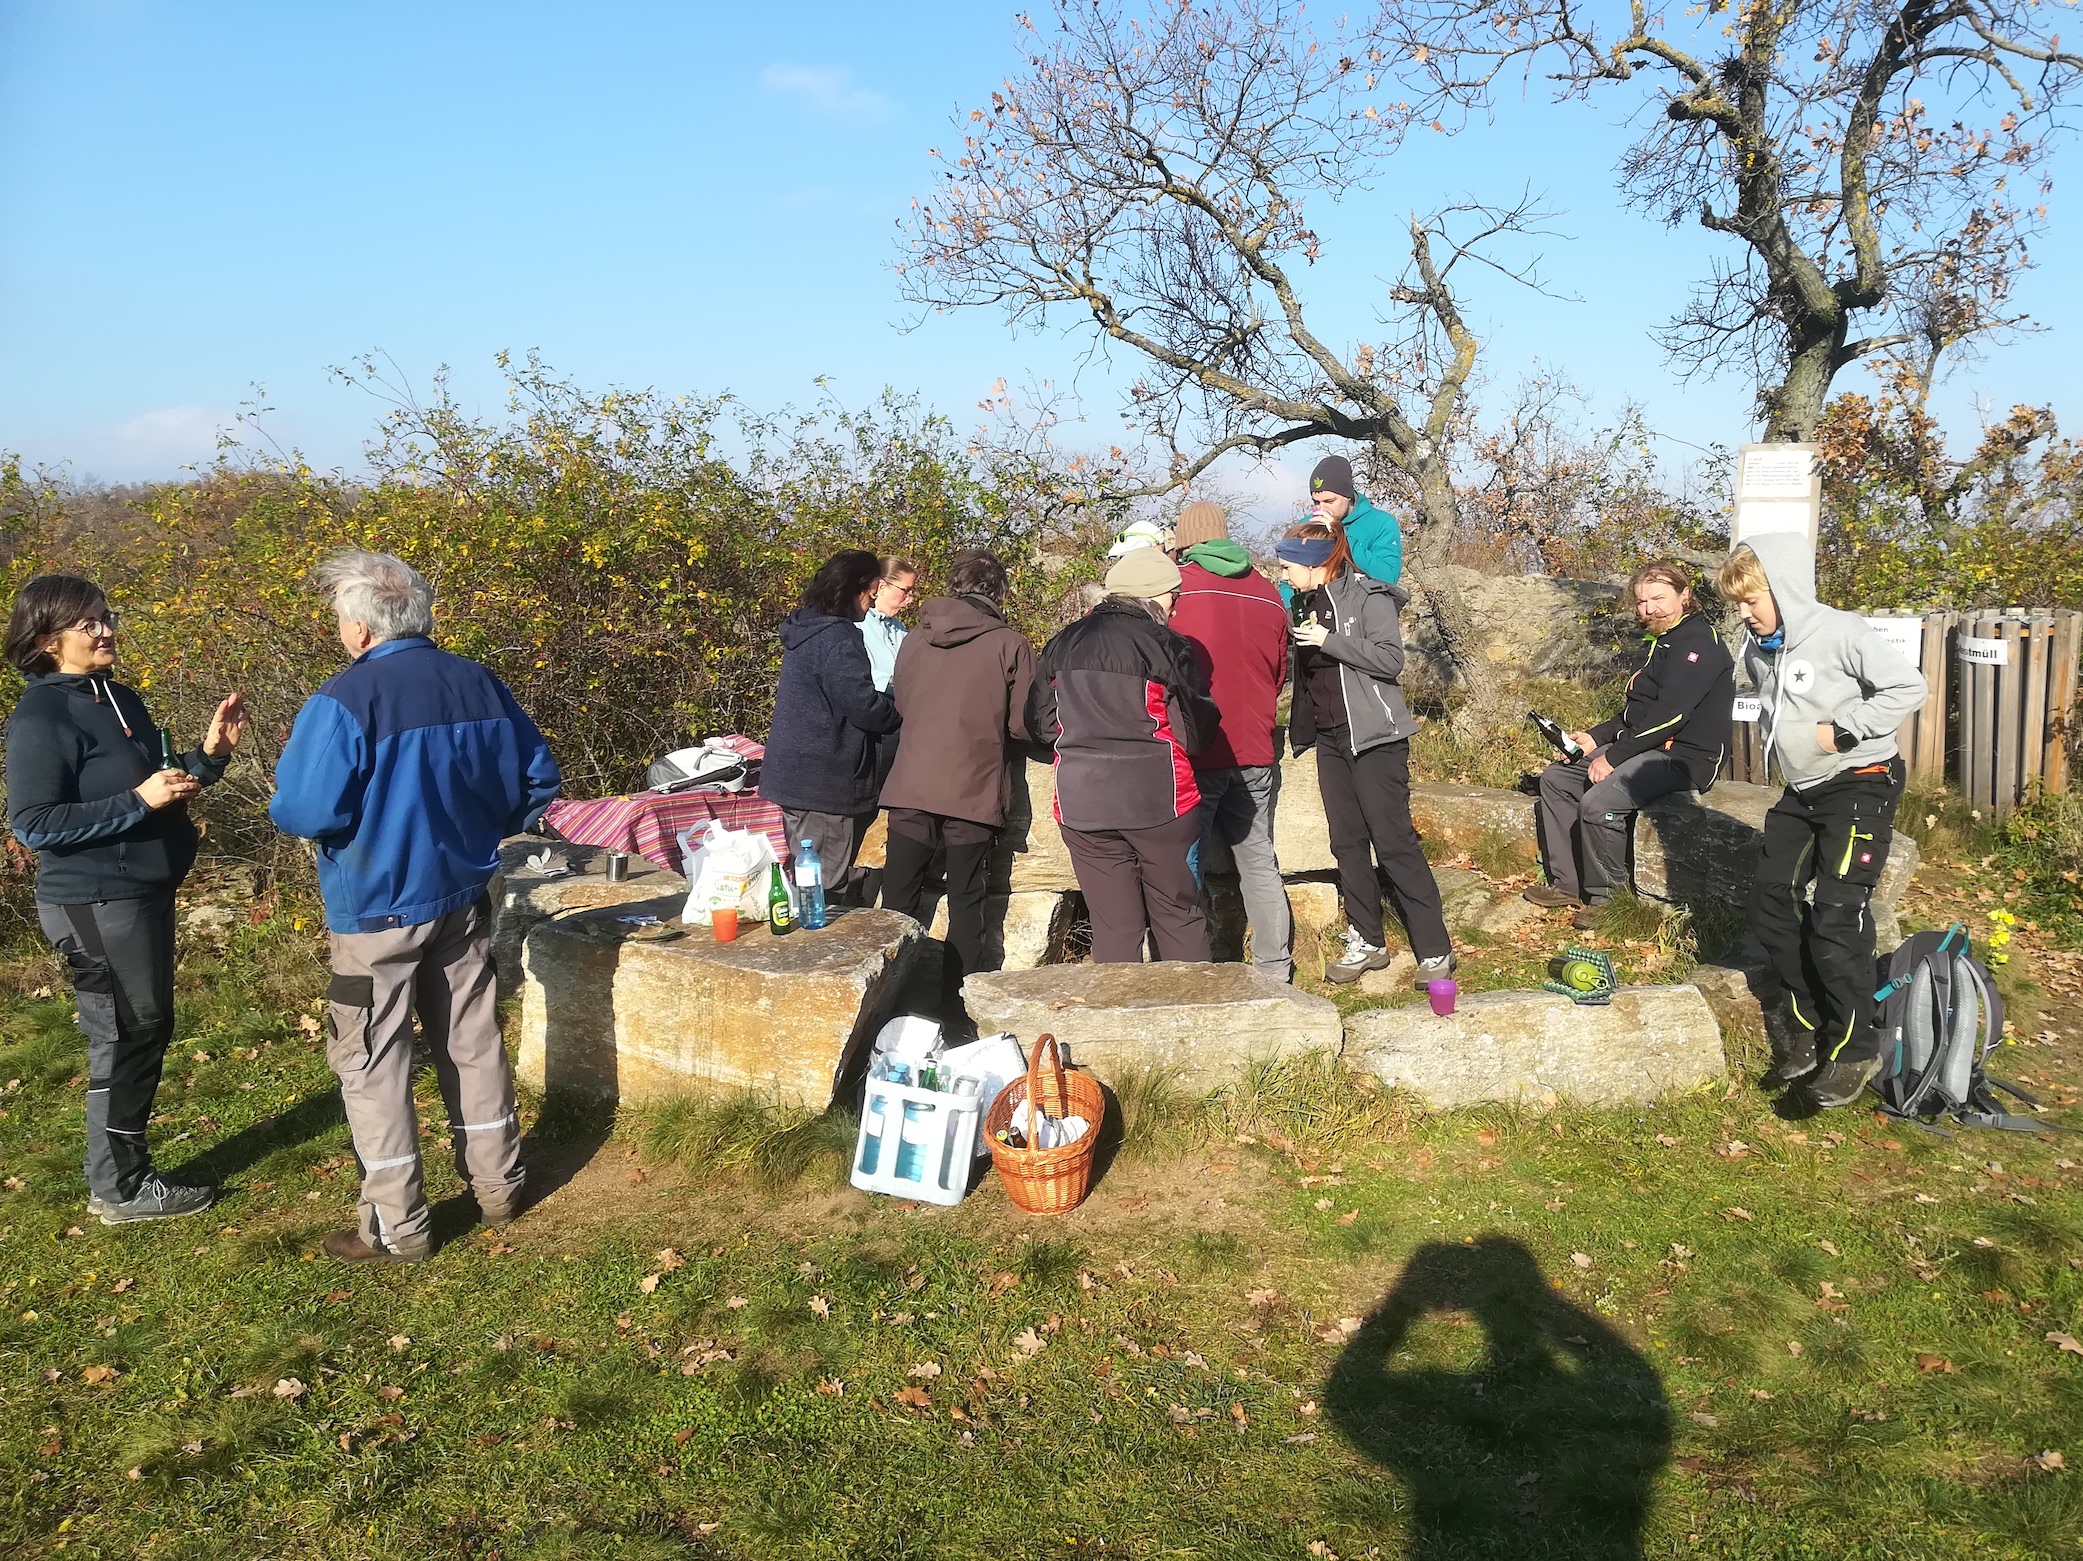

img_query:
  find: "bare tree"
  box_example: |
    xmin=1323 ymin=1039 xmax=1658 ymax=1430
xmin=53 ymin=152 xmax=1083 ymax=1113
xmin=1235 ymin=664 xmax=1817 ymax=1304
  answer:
xmin=899 ymin=0 xmax=1558 ymax=718
xmin=1387 ymin=0 xmax=2081 ymax=442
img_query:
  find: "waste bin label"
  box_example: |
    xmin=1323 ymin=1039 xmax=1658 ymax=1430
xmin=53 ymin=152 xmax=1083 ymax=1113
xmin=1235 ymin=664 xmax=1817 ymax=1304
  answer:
xmin=1732 ymin=697 xmax=1762 ymax=723
xmin=1958 ymin=636 xmax=2010 ymax=666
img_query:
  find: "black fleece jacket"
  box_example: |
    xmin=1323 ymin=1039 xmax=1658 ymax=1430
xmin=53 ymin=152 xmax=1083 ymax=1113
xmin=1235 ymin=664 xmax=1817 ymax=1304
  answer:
xmin=5 ymin=671 xmax=226 ymax=905
xmin=1587 ymin=612 xmax=1736 ymax=791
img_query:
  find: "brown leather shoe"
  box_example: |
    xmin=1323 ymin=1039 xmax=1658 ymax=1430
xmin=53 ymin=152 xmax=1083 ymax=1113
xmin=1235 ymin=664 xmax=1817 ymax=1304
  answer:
xmin=1522 ymin=885 xmax=1581 ymax=909
xmin=322 ymin=1229 xmax=428 ymax=1265
xmin=1571 ymin=905 xmax=1605 ymax=932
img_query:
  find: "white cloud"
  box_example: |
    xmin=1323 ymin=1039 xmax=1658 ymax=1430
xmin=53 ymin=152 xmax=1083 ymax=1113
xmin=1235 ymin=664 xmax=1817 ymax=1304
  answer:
xmin=43 ymin=405 xmax=234 ymax=480
xmin=760 ymin=63 xmax=894 ymax=121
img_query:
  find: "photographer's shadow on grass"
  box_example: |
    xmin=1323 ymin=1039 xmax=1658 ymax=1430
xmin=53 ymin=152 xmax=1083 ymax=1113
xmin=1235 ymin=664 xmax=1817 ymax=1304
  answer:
xmin=1325 ymin=1235 xmax=1672 ymax=1560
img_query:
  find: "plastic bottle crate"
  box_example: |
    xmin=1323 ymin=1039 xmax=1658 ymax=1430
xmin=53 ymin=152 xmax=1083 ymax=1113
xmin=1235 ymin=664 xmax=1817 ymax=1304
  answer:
xmin=850 ymin=1077 xmax=983 ymax=1206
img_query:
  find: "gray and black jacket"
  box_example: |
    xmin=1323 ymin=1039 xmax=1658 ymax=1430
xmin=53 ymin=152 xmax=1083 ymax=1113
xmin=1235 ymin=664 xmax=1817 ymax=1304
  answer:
xmin=1740 ymin=533 xmax=1928 ymax=790
xmin=1287 ymin=572 xmax=1418 ymax=758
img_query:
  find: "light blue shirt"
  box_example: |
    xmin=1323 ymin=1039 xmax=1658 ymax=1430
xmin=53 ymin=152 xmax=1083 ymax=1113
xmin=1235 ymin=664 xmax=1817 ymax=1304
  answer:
xmin=859 ymin=609 xmax=907 ymax=692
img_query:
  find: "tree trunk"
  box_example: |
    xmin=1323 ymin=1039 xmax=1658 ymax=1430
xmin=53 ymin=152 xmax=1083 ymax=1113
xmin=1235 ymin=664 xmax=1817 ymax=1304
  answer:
xmin=1759 ymin=312 xmax=1847 ymax=443
xmin=1400 ymin=465 xmax=1501 ymax=738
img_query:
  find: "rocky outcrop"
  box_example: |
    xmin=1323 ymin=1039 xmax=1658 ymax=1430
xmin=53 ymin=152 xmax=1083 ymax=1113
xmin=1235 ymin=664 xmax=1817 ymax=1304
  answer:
xmin=516 ymin=902 xmax=922 ymax=1108
xmin=1345 ymin=984 xmax=1726 ymax=1109
xmin=1402 ymin=565 xmax=1641 ymax=694
xmin=959 ymin=962 xmax=1344 ymax=1093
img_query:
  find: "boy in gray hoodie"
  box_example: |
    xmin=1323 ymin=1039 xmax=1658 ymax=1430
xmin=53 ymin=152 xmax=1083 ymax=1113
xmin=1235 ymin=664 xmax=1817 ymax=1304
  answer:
xmin=1716 ymin=535 xmax=1928 ymax=1106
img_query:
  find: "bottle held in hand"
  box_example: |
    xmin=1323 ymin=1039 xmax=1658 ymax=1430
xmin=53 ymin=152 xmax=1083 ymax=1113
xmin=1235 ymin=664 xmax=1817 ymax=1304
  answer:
xmin=1529 ymin=711 xmax=1584 ymax=760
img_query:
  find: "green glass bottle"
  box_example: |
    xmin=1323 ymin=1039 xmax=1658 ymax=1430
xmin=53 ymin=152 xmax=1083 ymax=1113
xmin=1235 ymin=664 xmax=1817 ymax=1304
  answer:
xmin=159 ymin=730 xmax=180 ymax=773
xmin=768 ymin=862 xmax=796 ymax=936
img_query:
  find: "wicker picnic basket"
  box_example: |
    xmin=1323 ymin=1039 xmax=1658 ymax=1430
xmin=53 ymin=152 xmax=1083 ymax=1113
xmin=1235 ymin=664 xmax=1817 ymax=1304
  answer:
xmin=984 ymin=1033 xmax=1106 ymax=1216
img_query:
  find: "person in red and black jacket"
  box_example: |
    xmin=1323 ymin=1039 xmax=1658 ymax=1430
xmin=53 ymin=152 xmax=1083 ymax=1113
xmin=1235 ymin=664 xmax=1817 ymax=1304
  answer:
xmin=1528 ymin=559 xmax=1735 ymax=929
xmin=1026 ymin=548 xmax=1221 ymax=963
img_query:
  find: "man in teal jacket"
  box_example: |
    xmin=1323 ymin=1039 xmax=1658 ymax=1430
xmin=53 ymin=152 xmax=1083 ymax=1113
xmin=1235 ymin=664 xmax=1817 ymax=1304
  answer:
xmin=1308 ymin=455 xmax=1401 ymax=584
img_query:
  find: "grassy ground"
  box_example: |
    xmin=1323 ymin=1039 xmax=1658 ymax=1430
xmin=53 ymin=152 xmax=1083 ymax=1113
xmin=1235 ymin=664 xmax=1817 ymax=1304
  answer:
xmin=2 ymin=863 xmax=2081 ymax=1560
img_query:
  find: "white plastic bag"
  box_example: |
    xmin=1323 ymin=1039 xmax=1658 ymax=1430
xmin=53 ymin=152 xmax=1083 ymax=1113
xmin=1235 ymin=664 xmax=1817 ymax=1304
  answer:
xmin=678 ymin=821 xmax=783 ymax=926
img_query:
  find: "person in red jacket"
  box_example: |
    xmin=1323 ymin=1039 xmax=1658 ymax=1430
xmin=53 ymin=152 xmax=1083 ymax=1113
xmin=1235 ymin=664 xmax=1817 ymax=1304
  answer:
xmin=1167 ymin=501 xmax=1294 ymax=983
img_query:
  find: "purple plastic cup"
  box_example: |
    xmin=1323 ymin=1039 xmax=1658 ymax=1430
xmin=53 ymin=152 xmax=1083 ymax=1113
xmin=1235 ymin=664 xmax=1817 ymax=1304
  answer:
xmin=1427 ymin=978 xmax=1458 ymax=1017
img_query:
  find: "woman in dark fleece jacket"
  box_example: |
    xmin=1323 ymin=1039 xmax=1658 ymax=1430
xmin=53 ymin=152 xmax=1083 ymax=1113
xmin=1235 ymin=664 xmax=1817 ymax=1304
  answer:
xmin=1026 ymin=547 xmax=1221 ymax=964
xmin=758 ymin=550 xmax=901 ymax=903
xmin=4 ymin=574 xmax=246 ymax=1224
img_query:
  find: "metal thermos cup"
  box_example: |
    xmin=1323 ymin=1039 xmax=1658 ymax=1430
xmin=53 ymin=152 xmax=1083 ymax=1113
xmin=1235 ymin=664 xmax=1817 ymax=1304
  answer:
xmin=604 ymin=851 xmax=630 ymax=883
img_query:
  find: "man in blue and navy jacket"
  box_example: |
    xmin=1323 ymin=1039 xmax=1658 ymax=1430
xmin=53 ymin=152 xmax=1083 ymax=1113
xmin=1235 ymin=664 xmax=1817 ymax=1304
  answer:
xmin=271 ymin=550 xmax=561 ymax=1264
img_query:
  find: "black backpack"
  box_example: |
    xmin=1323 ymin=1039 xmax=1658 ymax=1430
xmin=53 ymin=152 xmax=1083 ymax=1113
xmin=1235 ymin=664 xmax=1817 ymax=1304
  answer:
xmin=1870 ymin=925 xmax=2044 ymax=1133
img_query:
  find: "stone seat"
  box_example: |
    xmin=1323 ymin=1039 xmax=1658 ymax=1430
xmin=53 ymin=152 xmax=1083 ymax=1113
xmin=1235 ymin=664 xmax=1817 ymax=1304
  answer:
xmin=959 ymin=961 xmax=1343 ymax=1093
xmin=1345 ymin=984 xmax=1725 ymax=1109
xmin=516 ymin=901 xmax=922 ymax=1109
xmin=492 ymin=839 xmax=686 ymax=998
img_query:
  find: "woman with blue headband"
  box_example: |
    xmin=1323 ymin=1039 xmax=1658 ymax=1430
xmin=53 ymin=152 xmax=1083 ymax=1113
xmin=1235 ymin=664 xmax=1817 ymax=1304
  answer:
xmin=1276 ymin=520 xmax=1454 ymax=987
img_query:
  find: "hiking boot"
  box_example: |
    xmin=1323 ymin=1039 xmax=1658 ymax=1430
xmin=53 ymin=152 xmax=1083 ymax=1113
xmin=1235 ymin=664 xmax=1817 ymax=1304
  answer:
xmin=1808 ymin=1054 xmax=1881 ymax=1109
xmin=1326 ymin=928 xmax=1396 ymax=985
xmin=1570 ymin=903 xmax=1606 ymax=932
xmin=95 ymin=1172 xmax=217 ymax=1226
xmin=1412 ymin=952 xmax=1460 ymax=991
xmin=1522 ymin=885 xmax=1581 ymax=909
xmin=1766 ymin=1030 xmax=1819 ymax=1085
xmin=322 ymin=1230 xmax=430 ymax=1265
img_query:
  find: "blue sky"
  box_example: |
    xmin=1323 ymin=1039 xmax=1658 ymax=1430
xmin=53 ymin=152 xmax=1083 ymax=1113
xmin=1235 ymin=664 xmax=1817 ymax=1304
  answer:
xmin=2 ymin=0 xmax=2075 ymax=524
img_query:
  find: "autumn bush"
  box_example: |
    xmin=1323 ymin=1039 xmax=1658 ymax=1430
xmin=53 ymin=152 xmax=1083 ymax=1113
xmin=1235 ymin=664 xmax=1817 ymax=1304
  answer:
xmin=0 ymin=358 xmax=1114 ymax=880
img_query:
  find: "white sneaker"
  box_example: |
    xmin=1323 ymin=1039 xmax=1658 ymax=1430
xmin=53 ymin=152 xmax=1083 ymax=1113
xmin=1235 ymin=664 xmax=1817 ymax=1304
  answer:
xmin=1326 ymin=927 xmax=1395 ymax=985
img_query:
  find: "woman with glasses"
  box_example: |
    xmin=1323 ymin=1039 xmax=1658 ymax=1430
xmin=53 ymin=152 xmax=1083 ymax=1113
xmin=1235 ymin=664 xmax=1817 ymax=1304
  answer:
xmin=860 ymin=557 xmax=918 ymax=795
xmin=4 ymin=575 xmax=246 ymax=1224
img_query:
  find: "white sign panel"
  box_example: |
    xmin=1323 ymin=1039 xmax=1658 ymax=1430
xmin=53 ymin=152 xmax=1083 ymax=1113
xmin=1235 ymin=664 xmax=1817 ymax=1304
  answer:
xmin=1734 ymin=498 xmax=1816 ymax=543
xmin=1863 ymin=616 xmax=1925 ymax=671
xmin=1958 ymin=636 xmax=2010 ymax=666
xmin=1732 ymin=696 xmax=1763 ymax=723
xmin=1738 ymin=444 xmax=1818 ymax=499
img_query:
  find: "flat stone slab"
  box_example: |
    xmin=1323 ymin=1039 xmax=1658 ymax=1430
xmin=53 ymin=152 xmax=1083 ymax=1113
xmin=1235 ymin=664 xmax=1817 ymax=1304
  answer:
xmin=1346 ymin=984 xmax=1726 ymax=1110
xmin=516 ymin=902 xmax=921 ymax=1109
xmin=492 ymin=840 xmax=685 ymax=998
xmin=927 ymin=890 xmax=1074 ymax=971
xmin=959 ymin=961 xmax=1343 ymax=1092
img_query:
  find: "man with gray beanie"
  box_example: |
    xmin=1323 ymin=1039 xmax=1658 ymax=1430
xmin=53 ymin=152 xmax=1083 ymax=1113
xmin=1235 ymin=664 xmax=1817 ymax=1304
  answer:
xmin=271 ymin=551 xmax=562 ymax=1263
xmin=1168 ymin=500 xmax=1294 ymax=981
xmin=1307 ymin=454 xmax=1403 ymax=585
xmin=1027 ymin=547 xmax=1221 ymax=963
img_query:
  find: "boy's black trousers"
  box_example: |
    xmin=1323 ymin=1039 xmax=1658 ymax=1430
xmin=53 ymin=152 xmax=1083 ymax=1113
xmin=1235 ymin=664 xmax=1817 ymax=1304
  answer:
xmin=1750 ymin=756 xmax=1905 ymax=1066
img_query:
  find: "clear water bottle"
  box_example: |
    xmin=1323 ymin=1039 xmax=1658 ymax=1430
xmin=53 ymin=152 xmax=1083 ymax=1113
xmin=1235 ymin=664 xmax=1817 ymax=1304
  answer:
xmin=794 ymin=838 xmax=827 ymax=929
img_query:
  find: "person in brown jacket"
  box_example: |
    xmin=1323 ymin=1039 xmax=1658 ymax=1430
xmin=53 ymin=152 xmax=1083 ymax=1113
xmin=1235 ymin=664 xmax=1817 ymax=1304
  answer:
xmin=879 ymin=550 xmax=1038 ymax=1000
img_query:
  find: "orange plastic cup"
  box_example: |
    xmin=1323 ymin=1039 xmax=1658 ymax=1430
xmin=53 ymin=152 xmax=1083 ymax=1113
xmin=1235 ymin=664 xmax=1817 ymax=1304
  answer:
xmin=711 ymin=907 xmax=740 ymax=942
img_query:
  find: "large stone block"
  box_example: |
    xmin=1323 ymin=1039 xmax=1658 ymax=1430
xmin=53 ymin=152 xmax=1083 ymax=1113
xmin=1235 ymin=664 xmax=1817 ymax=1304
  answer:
xmin=857 ymin=761 xmax=1080 ymax=895
xmin=1636 ymin=781 xmax=1918 ymax=909
xmin=516 ymin=902 xmax=922 ymax=1108
xmin=492 ymin=840 xmax=685 ymax=999
xmin=960 ymin=961 xmax=1344 ymax=1092
xmin=1205 ymin=874 xmax=1342 ymax=967
xmin=1346 ymin=984 xmax=1726 ymax=1109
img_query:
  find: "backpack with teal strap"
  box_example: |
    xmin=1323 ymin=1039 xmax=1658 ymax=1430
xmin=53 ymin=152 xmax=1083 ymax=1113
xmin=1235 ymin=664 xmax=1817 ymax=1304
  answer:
xmin=1870 ymin=924 xmax=2043 ymax=1133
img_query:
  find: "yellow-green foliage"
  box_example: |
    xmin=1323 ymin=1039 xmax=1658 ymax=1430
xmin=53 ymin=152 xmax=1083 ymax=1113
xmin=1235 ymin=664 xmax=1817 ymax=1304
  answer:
xmin=2 ymin=361 xmax=1112 ymax=846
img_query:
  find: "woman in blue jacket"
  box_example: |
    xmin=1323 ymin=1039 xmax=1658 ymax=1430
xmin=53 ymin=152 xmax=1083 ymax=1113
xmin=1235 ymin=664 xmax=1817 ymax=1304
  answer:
xmin=758 ymin=551 xmax=902 ymax=904
xmin=4 ymin=574 xmax=245 ymax=1224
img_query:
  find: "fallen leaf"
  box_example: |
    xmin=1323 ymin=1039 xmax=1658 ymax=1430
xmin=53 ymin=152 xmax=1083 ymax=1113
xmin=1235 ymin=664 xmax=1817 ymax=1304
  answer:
xmin=1168 ymin=1403 xmax=1192 ymax=1424
xmin=809 ymin=1295 xmax=832 ymax=1319
xmin=1748 ymin=1389 xmax=1774 ymax=1401
xmin=1915 ymin=1353 xmax=1957 ymax=1374
xmin=2048 ymin=1331 xmax=2083 ymax=1356
xmin=1229 ymin=1402 xmax=1248 ymax=1427
xmin=111 ymin=1277 xmax=134 ymax=1294
xmin=378 ymin=1384 xmax=404 ymax=1402
xmin=1689 ymin=1411 xmax=1720 ymax=1428
xmin=639 ymin=1274 xmax=662 ymax=1294
xmin=987 ymin=1271 xmax=1018 ymax=1298
xmin=907 ymin=1361 xmax=943 ymax=1379
xmin=626 ymin=1168 xmax=646 ymax=1184
xmin=655 ymin=1247 xmax=686 ymax=1271
xmin=2035 ymin=1449 xmax=2067 ymax=1472
xmin=1724 ymin=1207 xmax=1755 ymax=1223
xmin=1246 ymin=1289 xmax=1282 ymax=1309
xmin=894 ymin=1386 xmax=933 ymax=1410
xmin=1335 ymin=1210 xmax=1358 ymax=1226
xmin=816 ymin=1378 xmax=845 ymax=1396
xmin=725 ymin=1296 xmax=749 ymax=1310
xmin=1654 ymin=1134 xmax=1681 ymax=1148
xmin=1570 ymin=1252 xmax=1593 ymax=1271
xmin=1817 ymin=1240 xmax=1840 ymax=1257
xmin=1670 ymin=1244 xmax=1694 ymax=1260
xmin=81 ymin=1364 xmax=119 ymax=1385
xmin=273 ymin=1378 xmax=308 ymax=1399
xmin=1786 ymin=1341 xmax=1804 ymax=1357
xmin=1716 ymin=1141 xmax=1751 ymax=1160
xmin=1476 ymin=1129 xmax=1497 ymax=1148
xmin=387 ymin=1335 xmax=410 ymax=1353
xmin=1313 ymin=1198 xmax=1335 ymax=1211
xmin=1014 ymin=1328 xmax=1047 ymax=1357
